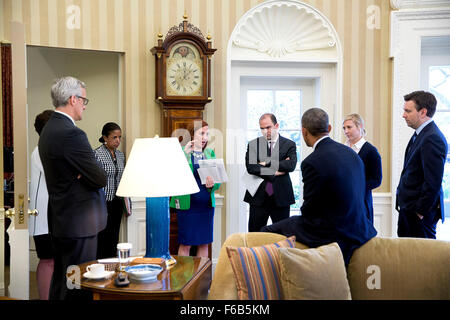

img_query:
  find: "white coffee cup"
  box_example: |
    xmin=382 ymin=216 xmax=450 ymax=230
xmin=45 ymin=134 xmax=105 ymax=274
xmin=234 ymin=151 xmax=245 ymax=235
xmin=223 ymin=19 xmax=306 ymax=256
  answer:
xmin=86 ymin=263 xmax=105 ymax=276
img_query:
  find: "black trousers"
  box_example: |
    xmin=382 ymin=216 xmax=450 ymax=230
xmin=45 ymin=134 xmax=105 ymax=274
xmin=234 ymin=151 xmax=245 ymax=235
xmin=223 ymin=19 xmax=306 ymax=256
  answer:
xmin=49 ymin=235 xmax=97 ymax=300
xmin=97 ymin=197 xmax=124 ymax=259
xmin=397 ymin=209 xmax=439 ymax=239
xmin=248 ymin=194 xmax=290 ymax=232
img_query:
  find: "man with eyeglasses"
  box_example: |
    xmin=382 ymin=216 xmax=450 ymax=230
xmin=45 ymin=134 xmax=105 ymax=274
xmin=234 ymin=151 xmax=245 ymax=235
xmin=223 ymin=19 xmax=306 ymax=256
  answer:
xmin=39 ymin=76 xmax=107 ymax=300
xmin=244 ymin=113 xmax=297 ymax=232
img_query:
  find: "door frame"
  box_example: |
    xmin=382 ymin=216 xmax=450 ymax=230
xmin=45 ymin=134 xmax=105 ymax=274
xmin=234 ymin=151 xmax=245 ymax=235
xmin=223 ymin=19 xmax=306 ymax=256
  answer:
xmin=1 ymin=38 xmax=125 ymax=299
xmin=2 ymin=21 xmax=30 ymax=300
xmin=225 ymin=0 xmax=342 ymax=238
xmin=226 ymin=61 xmax=338 ymax=237
xmin=389 ymin=6 xmax=450 ymax=237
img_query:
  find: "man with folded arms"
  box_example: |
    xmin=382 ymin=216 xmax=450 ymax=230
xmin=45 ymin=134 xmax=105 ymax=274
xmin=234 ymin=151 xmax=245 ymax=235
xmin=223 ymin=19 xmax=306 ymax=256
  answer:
xmin=39 ymin=76 xmax=107 ymax=300
xmin=244 ymin=113 xmax=297 ymax=232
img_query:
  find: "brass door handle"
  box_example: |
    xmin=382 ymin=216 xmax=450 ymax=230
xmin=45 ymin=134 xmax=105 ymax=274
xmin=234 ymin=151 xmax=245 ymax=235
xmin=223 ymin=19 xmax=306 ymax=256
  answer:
xmin=5 ymin=208 xmax=15 ymax=219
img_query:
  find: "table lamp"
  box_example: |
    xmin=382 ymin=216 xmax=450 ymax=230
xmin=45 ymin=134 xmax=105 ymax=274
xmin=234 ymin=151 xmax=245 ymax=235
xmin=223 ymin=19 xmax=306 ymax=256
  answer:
xmin=116 ymin=137 xmax=199 ymax=268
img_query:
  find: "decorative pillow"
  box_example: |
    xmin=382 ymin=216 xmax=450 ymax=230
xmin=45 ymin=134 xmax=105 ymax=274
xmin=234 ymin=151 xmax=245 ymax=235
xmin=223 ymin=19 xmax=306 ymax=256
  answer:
xmin=226 ymin=236 xmax=296 ymax=300
xmin=278 ymin=243 xmax=351 ymax=300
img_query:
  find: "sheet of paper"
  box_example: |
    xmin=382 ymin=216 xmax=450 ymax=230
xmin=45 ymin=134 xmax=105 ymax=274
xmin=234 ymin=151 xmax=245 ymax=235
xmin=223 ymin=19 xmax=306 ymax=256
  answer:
xmin=242 ymin=170 xmax=264 ymax=197
xmin=197 ymin=159 xmax=228 ymax=184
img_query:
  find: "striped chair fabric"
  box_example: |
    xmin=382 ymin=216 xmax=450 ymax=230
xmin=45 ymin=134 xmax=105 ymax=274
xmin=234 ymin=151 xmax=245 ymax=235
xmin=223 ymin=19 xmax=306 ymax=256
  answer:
xmin=226 ymin=236 xmax=296 ymax=300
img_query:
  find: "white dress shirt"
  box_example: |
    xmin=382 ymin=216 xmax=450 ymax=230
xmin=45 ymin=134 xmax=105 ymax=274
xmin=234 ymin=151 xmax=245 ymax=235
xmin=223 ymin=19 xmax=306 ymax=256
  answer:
xmin=313 ymin=135 xmax=329 ymax=151
xmin=345 ymin=137 xmax=367 ymax=154
xmin=55 ymin=110 xmax=76 ymax=126
xmin=28 ymin=147 xmax=49 ymax=235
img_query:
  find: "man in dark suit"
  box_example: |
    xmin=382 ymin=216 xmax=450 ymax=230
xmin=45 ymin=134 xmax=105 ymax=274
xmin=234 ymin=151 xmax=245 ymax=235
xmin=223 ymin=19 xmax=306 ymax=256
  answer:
xmin=396 ymin=90 xmax=448 ymax=238
xmin=262 ymin=108 xmax=377 ymax=265
xmin=39 ymin=76 xmax=107 ymax=300
xmin=244 ymin=113 xmax=297 ymax=232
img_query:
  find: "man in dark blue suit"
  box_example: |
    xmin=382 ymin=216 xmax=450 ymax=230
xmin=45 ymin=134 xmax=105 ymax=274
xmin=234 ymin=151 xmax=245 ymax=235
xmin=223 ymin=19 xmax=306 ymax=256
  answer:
xmin=39 ymin=76 xmax=107 ymax=300
xmin=262 ymin=108 xmax=377 ymax=265
xmin=396 ymin=90 xmax=448 ymax=238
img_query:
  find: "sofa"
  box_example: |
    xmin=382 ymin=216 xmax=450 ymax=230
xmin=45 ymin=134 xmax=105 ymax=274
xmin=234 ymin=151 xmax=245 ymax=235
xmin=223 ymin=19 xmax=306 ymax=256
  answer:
xmin=208 ymin=232 xmax=450 ymax=300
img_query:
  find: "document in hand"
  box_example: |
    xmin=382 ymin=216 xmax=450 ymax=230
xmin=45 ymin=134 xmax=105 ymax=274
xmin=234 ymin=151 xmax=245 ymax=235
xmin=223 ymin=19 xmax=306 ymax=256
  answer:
xmin=197 ymin=159 xmax=228 ymax=184
xmin=242 ymin=170 xmax=263 ymax=197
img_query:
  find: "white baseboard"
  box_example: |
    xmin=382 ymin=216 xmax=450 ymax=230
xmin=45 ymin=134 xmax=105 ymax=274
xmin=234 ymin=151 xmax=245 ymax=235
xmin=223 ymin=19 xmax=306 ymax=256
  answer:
xmin=373 ymin=193 xmax=392 ymax=237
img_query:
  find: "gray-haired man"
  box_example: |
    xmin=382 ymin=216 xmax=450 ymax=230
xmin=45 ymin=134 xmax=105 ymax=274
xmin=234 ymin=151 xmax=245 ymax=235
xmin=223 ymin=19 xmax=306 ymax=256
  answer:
xmin=39 ymin=76 xmax=107 ymax=300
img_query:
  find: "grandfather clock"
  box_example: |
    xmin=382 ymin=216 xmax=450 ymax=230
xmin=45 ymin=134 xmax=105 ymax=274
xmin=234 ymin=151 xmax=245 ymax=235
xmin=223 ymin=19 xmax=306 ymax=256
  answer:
xmin=151 ymin=15 xmax=216 ymax=255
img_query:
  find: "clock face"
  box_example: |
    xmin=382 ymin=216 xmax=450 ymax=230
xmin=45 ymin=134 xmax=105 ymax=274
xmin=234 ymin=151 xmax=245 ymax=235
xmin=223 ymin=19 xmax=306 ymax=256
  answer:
xmin=166 ymin=42 xmax=203 ymax=96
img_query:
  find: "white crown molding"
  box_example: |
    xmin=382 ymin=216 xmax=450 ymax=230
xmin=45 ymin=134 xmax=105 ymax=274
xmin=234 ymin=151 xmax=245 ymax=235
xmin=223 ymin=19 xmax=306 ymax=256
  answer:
xmin=391 ymin=0 xmax=450 ymax=10
xmin=231 ymin=0 xmax=336 ymax=58
xmin=390 ymin=7 xmax=450 ymax=57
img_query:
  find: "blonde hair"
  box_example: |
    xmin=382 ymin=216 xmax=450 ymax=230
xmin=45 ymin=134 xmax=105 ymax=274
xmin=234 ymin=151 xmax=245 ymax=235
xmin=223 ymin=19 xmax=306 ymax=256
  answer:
xmin=343 ymin=113 xmax=366 ymax=136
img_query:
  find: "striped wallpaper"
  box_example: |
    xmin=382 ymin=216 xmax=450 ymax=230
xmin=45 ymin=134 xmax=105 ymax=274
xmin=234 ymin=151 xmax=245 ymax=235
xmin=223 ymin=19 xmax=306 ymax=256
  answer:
xmin=0 ymin=0 xmax=392 ymax=192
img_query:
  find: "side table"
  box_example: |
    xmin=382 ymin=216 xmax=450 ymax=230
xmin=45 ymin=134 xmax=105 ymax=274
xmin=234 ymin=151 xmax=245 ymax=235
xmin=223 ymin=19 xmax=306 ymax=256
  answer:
xmin=78 ymin=255 xmax=211 ymax=300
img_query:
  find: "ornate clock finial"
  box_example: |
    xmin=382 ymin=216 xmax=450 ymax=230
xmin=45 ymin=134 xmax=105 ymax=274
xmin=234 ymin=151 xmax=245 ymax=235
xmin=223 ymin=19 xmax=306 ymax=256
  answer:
xmin=183 ymin=12 xmax=188 ymax=21
xmin=206 ymin=31 xmax=212 ymax=49
xmin=157 ymin=31 xmax=163 ymax=46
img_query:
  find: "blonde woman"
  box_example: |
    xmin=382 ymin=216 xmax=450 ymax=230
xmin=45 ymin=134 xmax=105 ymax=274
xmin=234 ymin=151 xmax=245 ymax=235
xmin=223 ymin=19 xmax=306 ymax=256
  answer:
xmin=343 ymin=114 xmax=382 ymax=223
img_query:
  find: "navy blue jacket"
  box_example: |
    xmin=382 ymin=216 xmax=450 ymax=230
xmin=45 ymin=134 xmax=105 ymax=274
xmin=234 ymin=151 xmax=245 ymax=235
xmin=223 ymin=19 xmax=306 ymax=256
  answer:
xmin=295 ymin=137 xmax=377 ymax=264
xmin=358 ymin=142 xmax=382 ymax=223
xmin=396 ymin=121 xmax=447 ymax=222
xmin=39 ymin=112 xmax=107 ymax=238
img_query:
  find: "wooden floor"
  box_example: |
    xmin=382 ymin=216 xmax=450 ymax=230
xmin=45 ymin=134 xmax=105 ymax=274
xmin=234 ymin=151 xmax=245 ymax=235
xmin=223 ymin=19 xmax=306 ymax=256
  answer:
xmin=3 ymin=266 xmax=40 ymax=300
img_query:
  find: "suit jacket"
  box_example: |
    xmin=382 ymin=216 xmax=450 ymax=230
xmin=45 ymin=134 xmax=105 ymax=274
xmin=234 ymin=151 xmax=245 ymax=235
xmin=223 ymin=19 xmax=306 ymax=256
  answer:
xmin=358 ymin=142 xmax=382 ymax=223
xmin=295 ymin=137 xmax=377 ymax=263
xmin=396 ymin=121 xmax=447 ymax=222
xmin=244 ymin=135 xmax=297 ymax=207
xmin=38 ymin=112 xmax=108 ymax=238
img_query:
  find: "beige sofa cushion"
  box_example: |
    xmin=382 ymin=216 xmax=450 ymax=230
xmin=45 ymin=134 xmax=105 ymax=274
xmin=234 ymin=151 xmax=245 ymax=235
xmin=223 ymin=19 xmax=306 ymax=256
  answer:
xmin=347 ymin=237 xmax=450 ymax=300
xmin=278 ymin=243 xmax=351 ymax=300
xmin=208 ymin=232 xmax=308 ymax=300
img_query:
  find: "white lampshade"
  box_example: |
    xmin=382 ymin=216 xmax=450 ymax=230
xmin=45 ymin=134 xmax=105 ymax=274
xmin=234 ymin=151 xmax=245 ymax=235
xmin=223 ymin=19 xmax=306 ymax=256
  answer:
xmin=116 ymin=137 xmax=199 ymax=197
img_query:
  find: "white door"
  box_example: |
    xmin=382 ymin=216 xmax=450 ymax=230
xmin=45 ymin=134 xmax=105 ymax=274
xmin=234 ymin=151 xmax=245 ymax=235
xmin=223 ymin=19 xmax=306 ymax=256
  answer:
xmin=1 ymin=22 xmax=30 ymax=299
xmin=226 ymin=61 xmax=337 ymax=237
xmin=240 ymin=76 xmax=317 ymax=225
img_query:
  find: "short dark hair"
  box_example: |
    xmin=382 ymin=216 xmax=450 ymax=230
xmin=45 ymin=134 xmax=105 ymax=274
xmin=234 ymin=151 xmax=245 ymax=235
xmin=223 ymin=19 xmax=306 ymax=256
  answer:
xmin=259 ymin=113 xmax=277 ymax=125
xmin=301 ymin=108 xmax=329 ymax=136
xmin=99 ymin=122 xmax=122 ymax=143
xmin=403 ymin=90 xmax=437 ymax=118
xmin=34 ymin=109 xmax=54 ymax=136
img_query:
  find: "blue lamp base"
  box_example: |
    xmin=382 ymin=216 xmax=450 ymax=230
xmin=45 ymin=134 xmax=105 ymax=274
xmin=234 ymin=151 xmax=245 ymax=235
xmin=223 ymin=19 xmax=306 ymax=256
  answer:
xmin=145 ymin=197 xmax=176 ymax=268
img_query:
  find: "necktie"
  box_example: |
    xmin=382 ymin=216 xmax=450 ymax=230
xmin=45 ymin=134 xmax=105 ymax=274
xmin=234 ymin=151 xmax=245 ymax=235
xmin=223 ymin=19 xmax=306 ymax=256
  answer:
xmin=265 ymin=141 xmax=274 ymax=196
xmin=406 ymin=132 xmax=418 ymax=159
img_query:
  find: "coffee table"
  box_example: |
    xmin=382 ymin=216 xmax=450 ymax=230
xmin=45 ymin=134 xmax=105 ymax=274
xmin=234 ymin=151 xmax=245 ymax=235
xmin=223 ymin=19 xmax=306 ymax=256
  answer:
xmin=78 ymin=255 xmax=211 ymax=300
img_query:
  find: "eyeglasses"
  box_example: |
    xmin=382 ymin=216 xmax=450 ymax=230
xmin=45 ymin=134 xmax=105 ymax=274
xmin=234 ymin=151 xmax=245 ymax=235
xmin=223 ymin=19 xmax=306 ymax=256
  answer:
xmin=76 ymin=96 xmax=89 ymax=106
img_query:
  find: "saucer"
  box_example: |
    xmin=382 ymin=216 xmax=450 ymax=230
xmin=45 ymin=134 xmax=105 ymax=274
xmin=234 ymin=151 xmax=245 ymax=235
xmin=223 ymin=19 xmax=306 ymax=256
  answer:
xmin=83 ymin=270 xmax=115 ymax=280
